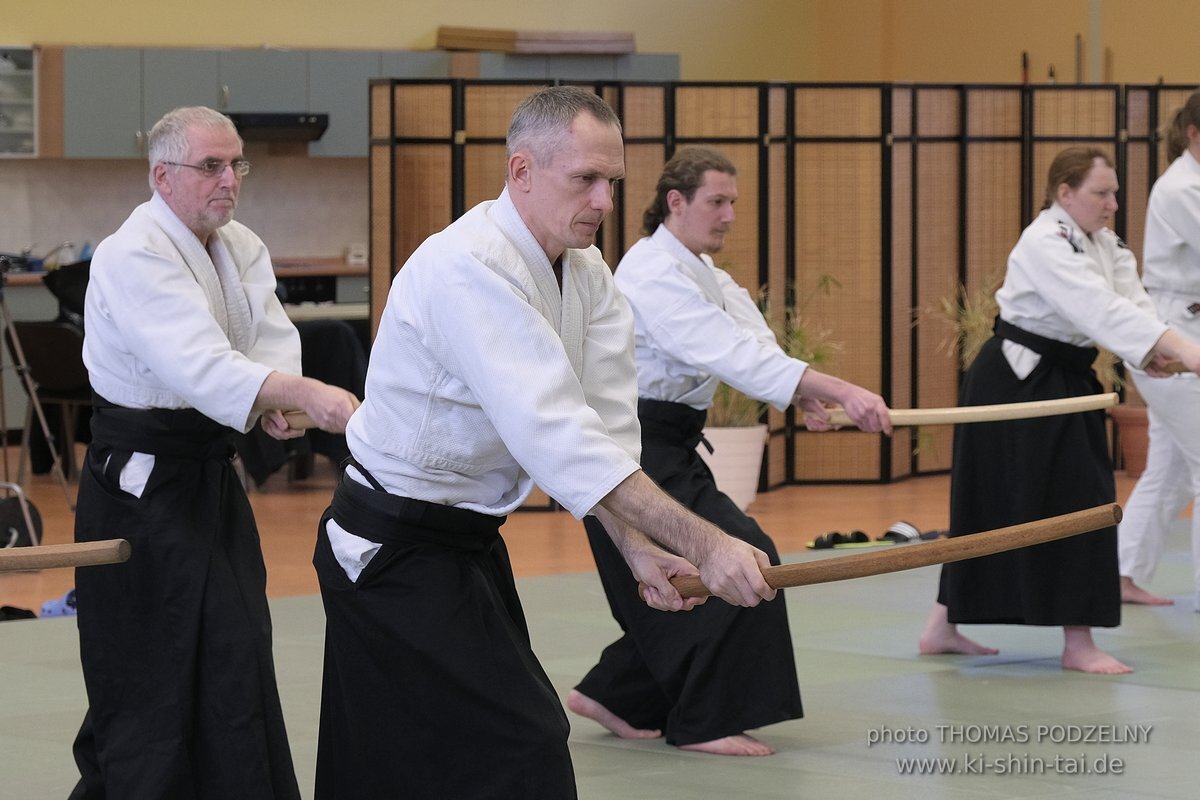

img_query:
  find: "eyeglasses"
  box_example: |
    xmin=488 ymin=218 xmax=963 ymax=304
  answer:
xmin=163 ymin=159 xmax=251 ymax=179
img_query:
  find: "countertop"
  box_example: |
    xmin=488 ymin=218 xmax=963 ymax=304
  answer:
xmin=5 ymin=257 xmax=367 ymax=288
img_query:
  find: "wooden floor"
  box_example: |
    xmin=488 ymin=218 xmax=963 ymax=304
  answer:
xmin=0 ymin=445 xmax=1138 ymax=615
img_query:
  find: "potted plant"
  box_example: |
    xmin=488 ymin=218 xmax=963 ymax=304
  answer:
xmin=698 ymin=275 xmax=842 ymax=510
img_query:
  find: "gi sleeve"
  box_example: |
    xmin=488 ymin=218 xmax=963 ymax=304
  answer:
xmin=630 ymin=261 xmax=804 ymax=411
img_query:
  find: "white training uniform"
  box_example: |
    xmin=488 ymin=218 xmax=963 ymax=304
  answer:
xmin=1118 ymin=150 xmax=1200 ymax=607
xmin=328 ymin=187 xmax=641 ymax=580
xmin=994 ymin=202 xmax=1163 ymax=379
xmin=616 ymin=225 xmax=806 ymax=410
xmin=84 ymin=191 xmax=301 ymax=494
xmin=85 ymin=193 xmax=299 ymax=429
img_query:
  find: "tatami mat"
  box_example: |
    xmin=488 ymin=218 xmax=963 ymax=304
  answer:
xmin=3 ymin=528 xmax=1198 ymax=799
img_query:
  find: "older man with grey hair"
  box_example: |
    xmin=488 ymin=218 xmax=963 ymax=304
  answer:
xmin=70 ymin=105 xmax=357 ymax=800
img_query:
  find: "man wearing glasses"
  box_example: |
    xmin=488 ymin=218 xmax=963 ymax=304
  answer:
xmin=69 ymin=106 xmax=358 ymax=799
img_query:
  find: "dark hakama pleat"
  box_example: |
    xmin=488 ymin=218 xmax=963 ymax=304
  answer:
xmin=576 ymin=400 xmax=803 ymax=746
xmin=938 ymin=332 xmax=1120 ymax=627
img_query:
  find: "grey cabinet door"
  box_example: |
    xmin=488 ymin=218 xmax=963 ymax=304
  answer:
xmin=307 ymin=51 xmax=381 ymax=157
xmin=218 ymin=50 xmax=308 ymax=112
xmin=141 ymin=49 xmax=221 ymax=133
xmin=62 ymin=48 xmax=142 ymax=157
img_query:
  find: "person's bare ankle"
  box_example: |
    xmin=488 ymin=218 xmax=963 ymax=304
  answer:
xmin=566 ymin=689 xmax=661 ymax=739
xmin=1120 ymin=576 xmax=1173 ymax=606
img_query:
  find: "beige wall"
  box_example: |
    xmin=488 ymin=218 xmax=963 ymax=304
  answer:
xmin=5 ymin=0 xmax=815 ymax=82
xmin=8 ymin=0 xmax=1200 ymax=84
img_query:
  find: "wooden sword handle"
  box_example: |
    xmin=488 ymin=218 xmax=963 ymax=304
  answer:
xmin=668 ymin=503 xmax=1121 ymax=599
xmin=284 ymin=410 xmax=315 ymax=429
xmin=824 ymin=392 xmax=1118 ymax=428
xmin=0 ymin=539 xmax=132 ymax=573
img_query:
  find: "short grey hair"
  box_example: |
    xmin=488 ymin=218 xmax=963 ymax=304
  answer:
xmin=147 ymin=106 xmax=241 ymax=190
xmin=506 ymin=86 xmax=621 ymax=167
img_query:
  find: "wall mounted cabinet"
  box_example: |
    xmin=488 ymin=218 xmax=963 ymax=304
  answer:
xmin=0 ymin=46 xmax=37 ymax=157
xmin=32 ymin=45 xmax=678 ymax=160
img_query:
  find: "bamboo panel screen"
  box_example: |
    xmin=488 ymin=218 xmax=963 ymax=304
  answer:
xmin=766 ymin=140 xmax=789 ymax=488
xmin=966 ymin=89 xmax=1021 ymax=138
xmin=619 ymin=144 xmax=667 ymax=251
xmin=674 ymin=85 xmax=759 ymax=139
xmin=794 ymin=86 xmax=881 ymax=137
xmin=369 ymin=143 xmax=392 ymax=332
xmin=369 ymin=83 xmax=393 ymax=141
xmin=619 ymin=85 xmax=667 ymax=139
xmin=768 ymin=86 xmax=787 ymax=139
xmin=1031 ymin=87 xmax=1117 ymax=138
xmin=370 ymin=80 xmax=1146 ymax=486
xmin=390 ymin=83 xmax=453 ymax=138
xmin=464 ymin=84 xmax=541 ymax=138
xmin=890 ymin=138 xmax=914 ymax=480
xmin=917 ymin=89 xmax=960 ymax=138
xmin=793 ymin=141 xmax=883 ymax=481
xmin=892 ymin=85 xmax=913 ymax=139
xmin=391 ymin=144 xmax=454 ymax=262
xmin=462 ymin=144 xmax=507 ymax=211
xmin=914 ymin=141 xmax=959 ymax=473
xmin=793 ymin=431 xmax=882 ymax=483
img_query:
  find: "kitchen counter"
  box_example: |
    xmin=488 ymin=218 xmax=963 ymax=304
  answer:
xmin=6 ymin=257 xmax=365 ymax=288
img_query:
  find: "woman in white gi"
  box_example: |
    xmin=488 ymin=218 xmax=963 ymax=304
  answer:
xmin=917 ymin=146 xmax=1200 ymax=674
xmin=1118 ymin=88 xmax=1200 ymax=610
xmin=569 ymin=146 xmax=891 ymax=757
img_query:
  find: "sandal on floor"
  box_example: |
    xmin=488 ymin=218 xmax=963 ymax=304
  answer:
xmin=879 ymin=520 xmax=922 ymax=543
xmin=808 ymin=531 xmax=847 ymax=549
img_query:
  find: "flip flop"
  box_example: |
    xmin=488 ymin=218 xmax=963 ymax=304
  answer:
xmin=879 ymin=520 xmax=922 ymax=543
xmin=834 ymin=530 xmax=894 ymax=549
xmin=808 ymin=531 xmax=848 ymax=549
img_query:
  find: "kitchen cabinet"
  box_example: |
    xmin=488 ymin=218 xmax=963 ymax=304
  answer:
xmin=218 ymin=49 xmax=307 ymax=112
xmin=306 ymin=51 xmax=381 ymax=157
xmin=59 ymin=48 xmax=220 ymax=158
xmin=0 ymin=46 xmax=37 ymax=157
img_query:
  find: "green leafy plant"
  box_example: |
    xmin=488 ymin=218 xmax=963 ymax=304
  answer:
xmin=706 ymin=273 xmax=843 ymax=427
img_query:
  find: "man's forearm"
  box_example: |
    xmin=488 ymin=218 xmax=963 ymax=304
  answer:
xmin=595 ymin=470 xmax=721 ymax=566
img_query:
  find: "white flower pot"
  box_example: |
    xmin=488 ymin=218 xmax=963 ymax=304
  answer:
xmin=696 ymin=424 xmax=768 ymax=511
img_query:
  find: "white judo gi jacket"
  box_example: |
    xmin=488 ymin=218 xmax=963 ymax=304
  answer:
xmin=342 ymin=188 xmax=640 ymax=535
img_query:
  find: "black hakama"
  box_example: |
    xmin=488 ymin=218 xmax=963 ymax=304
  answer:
xmin=70 ymin=399 xmax=300 ymax=800
xmin=938 ymin=320 xmax=1121 ymax=627
xmin=575 ymin=399 xmax=803 ymax=746
xmin=313 ymin=467 xmax=576 ymax=800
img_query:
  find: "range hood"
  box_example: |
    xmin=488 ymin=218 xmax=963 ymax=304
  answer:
xmin=225 ymin=112 xmax=329 ymax=142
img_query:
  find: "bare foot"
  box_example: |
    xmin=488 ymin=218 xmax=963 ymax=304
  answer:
xmin=566 ymin=689 xmax=661 ymax=739
xmin=1120 ymin=576 xmax=1173 ymax=606
xmin=678 ymin=734 xmax=775 ymax=756
xmin=1061 ymin=627 xmax=1133 ymax=674
xmin=918 ymin=603 xmax=999 ymax=655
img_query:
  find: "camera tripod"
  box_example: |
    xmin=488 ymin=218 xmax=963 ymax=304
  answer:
xmin=0 ymin=259 xmax=77 ymax=549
